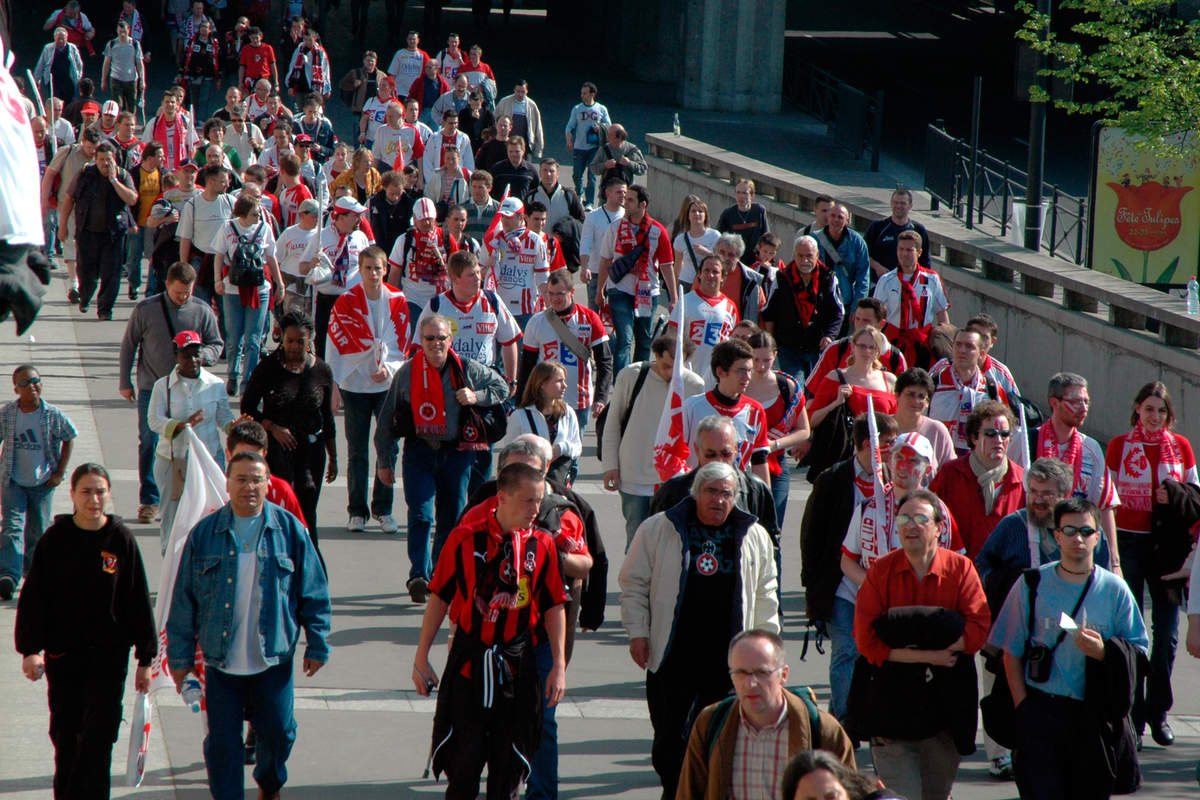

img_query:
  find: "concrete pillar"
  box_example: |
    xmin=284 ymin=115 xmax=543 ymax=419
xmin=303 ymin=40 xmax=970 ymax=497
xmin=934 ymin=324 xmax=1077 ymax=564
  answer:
xmin=678 ymin=0 xmax=785 ymax=112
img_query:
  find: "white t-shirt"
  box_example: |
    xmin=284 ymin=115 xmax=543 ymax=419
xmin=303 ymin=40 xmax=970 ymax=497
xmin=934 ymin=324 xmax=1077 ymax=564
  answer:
xmin=873 ymin=268 xmax=950 ymax=328
xmin=580 ymin=204 xmax=623 ymax=262
xmin=681 ymin=290 xmax=739 ymax=389
xmin=302 ymin=227 xmax=369 ymax=295
xmin=371 ymin=125 xmax=418 ymax=170
xmin=179 ymin=193 xmax=237 ymax=255
xmin=521 ymin=304 xmax=609 ymax=410
xmin=420 ymin=290 xmax=522 ymax=367
xmin=360 ymin=96 xmax=390 ymax=144
xmin=673 ymin=228 xmax=720 ymax=284
xmin=0 ymin=56 xmax=45 ymax=245
xmin=275 ymin=223 xmax=318 ymax=278
xmin=223 ymin=512 xmax=270 ymax=676
xmin=388 ymin=48 xmax=427 ymax=88
xmin=210 ymin=217 xmax=277 ymax=294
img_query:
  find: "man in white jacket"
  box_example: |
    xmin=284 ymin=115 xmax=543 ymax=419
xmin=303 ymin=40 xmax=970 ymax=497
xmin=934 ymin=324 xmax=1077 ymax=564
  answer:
xmin=619 ymin=459 xmax=778 ymax=800
xmin=495 ymin=80 xmax=544 ymax=159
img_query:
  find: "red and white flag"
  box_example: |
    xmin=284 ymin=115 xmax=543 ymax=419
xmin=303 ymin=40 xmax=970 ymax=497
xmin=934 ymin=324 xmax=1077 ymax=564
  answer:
xmin=482 ymin=185 xmax=510 ymax=256
xmin=866 ymin=394 xmax=888 ymax=535
xmin=653 ymin=297 xmax=690 ymax=481
xmin=149 ymin=427 xmax=228 ymax=697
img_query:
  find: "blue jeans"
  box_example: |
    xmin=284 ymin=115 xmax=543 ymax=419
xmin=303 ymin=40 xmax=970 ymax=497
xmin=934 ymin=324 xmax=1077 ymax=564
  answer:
xmin=125 ymin=227 xmax=152 ymax=293
xmin=618 ymin=491 xmax=652 ymax=551
xmin=204 ymin=660 xmax=296 ymax=799
xmin=571 ymin=147 xmax=598 ymax=205
xmin=137 ymin=388 xmax=160 ymax=506
xmin=0 ymin=479 xmax=55 ymax=582
xmin=829 ymin=596 xmax=858 ymax=722
xmin=401 ymin=439 xmax=473 ymax=581
xmin=769 ymin=463 xmax=790 ymax=528
xmin=776 ymin=348 xmax=819 ymax=384
xmin=341 ymin=388 xmax=393 ymax=519
xmin=223 ymin=286 xmax=270 ymax=394
xmin=1119 ymin=530 xmax=1180 ymax=730
xmin=526 ymin=639 xmax=558 ymax=799
xmin=468 ymin=448 xmax=493 ymax=499
xmin=606 ymin=289 xmax=651 ymax=377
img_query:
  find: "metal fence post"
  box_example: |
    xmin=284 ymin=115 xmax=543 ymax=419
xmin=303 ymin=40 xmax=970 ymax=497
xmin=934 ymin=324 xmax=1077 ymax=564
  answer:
xmin=1001 ymin=178 xmax=1010 ymax=237
xmin=1076 ymin=197 xmax=1086 ymax=265
xmin=1048 ymin=187 xmax=1059 ymax=258
xmin=871 ymin=90 xmax=884 ymax=172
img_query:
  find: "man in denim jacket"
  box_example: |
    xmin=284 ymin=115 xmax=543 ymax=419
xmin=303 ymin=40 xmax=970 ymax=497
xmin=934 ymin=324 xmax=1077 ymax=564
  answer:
xmin=167 ymin=452 xmax=331 ymax=800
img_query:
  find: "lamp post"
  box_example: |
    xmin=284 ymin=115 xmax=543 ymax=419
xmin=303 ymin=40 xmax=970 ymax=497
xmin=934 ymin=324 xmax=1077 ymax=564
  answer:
xmin=1024 ymin=0 xmax=1051 ymax=252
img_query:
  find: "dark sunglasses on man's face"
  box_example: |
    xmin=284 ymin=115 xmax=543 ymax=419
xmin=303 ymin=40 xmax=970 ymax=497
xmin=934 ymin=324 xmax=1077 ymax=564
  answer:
xmin=1057 ymin=525 xmax=1098 ymax=538
xmin=16 ymin=377 xmax=41 ymax=387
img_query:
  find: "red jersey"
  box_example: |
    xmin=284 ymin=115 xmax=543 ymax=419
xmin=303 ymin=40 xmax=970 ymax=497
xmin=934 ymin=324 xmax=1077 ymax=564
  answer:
xmin=268 ymin=476 xmax=307 ymax=530
xmin=277 ymin=182 xmax=314 ymax=228
xmin=239 ymin=43 xmax=276 ymax=81
xmin=431 ymin=504 xmax=568 ymax=648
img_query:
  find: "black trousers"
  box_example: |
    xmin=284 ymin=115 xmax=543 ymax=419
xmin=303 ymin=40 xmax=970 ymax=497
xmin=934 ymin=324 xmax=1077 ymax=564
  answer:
xmin=76 ymin=230 xmax=126 ymax=315
xmin=313 ymin=292 xmax=337 ymax=360
xmin=645 ymin=654 xmax=732 ymax=800
xmin=266 ymin=434 xmax=328 ymax=557
xmin=440 ymin=673 xmax=523 ymax=800
xmin=1013 ymin=688 xmax=1110 ymax=800
xmin=44 ymin=650 xmax=129 ymax=800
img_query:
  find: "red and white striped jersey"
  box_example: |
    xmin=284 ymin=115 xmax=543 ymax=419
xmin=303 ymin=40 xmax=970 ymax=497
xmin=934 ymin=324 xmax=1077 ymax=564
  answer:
xmin=522 ymin=304 xmax=609 ymax=410
xmin=488 ymin=226 xmax=549 ymax=317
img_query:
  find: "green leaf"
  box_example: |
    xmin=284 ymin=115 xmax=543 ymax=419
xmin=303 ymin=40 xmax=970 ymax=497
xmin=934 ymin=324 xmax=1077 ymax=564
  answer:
xmin=1111 ymin=258 xmax=1133 ymax=281
xmin=1157 ymin=256 xmax=1180 ymax=285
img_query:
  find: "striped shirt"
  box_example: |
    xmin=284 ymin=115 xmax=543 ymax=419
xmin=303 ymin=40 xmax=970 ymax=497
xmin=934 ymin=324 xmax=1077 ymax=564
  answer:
xmin=731 ymin=704 xmax=789 ymax=800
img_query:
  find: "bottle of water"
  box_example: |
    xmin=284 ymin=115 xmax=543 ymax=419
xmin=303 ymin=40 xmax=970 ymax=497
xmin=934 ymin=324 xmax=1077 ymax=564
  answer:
xmin=673 ymin=113 xmax=681 ymax=137
xmin=1187 ymin=276 xmax=1200 ymax=315
xmin=181 ymin=673 xmax=203 ymax=713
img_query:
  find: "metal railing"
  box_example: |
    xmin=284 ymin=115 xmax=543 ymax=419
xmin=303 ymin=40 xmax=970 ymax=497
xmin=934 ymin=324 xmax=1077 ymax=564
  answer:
xmin=924 ymin=123 xmax=1087 ymax=265
xmin=787 ymin=63 xmax=884 ymax=171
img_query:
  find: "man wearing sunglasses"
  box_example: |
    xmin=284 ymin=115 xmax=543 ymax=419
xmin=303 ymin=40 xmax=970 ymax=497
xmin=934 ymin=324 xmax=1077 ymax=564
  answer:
xmin=0 ymin=366 xmax=78 ymax=600
xmin=1036 ymin=372 xmax=1121 ymax=577
xmin=990 ymin=496 xmax=1147 ymax=799
xmin=932 ymin=399 xmax=1027 ymax=561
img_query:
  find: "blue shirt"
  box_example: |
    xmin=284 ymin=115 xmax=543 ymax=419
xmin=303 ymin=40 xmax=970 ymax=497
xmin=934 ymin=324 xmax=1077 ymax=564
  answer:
xmin=975 ymin=509 xmax=1110 ymax=586
xmin=988 ymin=563 xmax=1147 ymax=700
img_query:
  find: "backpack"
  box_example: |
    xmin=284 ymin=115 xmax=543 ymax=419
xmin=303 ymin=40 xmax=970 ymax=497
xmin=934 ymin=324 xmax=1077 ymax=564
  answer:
xmin=552 ymin=215 xmax=582 ymax=269
xmin=228 ymin=221 xmax=267 ymax=287
xmin=985 ymin=376 xmax=1045 ymax=454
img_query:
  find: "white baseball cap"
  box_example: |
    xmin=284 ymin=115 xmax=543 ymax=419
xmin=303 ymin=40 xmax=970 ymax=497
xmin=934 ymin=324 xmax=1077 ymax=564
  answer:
xmin=333 ymin=196 xmax=367 ymax=215
xmin=498 ymin=197 xmax=524 ymax=217
xmin=101 ymin=100 xmax=120 ymax=117
xmin=413 ymin=197 xmax=436 ymax=221
xmin=892 ymin=432 xmax=934 ymax=463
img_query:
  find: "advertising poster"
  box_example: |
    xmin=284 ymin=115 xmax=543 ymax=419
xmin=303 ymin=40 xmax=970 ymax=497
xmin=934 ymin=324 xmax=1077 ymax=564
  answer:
xmin=1089 ymin=127 xmax=1200 ymax=285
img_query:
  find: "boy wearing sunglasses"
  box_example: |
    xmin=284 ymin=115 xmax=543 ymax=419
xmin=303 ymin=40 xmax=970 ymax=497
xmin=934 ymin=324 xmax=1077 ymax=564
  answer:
xmin=0 ymin=366 xmax=78 ymax=600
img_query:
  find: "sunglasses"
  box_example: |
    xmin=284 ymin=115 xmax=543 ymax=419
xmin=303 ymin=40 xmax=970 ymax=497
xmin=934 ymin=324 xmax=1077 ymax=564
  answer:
xmin=896 ymin=513 xmax=934 ymax=527
xmin=1057 ymin=525 xmax=1098 ymax=538
xmin=422 ymin=335 xmax=450 ymax=342
xmin=983 ymin=430 xmax=1012 ymax=439
xmin=16 ymin=377 xmax=41 ymax=387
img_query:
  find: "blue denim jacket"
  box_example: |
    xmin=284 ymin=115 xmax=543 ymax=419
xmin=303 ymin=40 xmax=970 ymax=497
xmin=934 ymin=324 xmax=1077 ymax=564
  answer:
xmin=166 ymin=502 xmax=331 ymax=672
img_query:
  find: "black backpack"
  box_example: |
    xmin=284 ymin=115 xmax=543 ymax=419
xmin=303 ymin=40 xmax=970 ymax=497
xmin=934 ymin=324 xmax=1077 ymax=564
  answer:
xmin=228 ymin=221 xmax=267 ymax=288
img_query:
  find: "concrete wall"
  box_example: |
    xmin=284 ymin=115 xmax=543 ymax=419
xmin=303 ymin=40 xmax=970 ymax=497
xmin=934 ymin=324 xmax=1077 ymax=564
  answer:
xmin=646 ymin=147 xmax=1200 ymax=448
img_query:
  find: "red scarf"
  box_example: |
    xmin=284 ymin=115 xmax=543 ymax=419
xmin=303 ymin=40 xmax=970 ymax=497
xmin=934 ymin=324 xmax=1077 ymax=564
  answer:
xmin=1037 ymin=421 xmax=1084 ymax=494
xmin=152 ymin=113 xmax=189 ymax=171
xmin=783 ymin=260 xmax=822 ymax=327
xmin=888 ymin=267 xmax=933 ymax=366
xmin=1115 ymin=423 xmax=1184 ymax=512
xmin=411 ymin=348 xmax=460 ymax=437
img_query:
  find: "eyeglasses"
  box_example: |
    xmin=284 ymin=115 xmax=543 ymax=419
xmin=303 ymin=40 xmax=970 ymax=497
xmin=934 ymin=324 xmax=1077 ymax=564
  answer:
xmin=1057 ymin=525 xmax=1098 ymax=538
xmin=896 ymin=513 xmax=934 ymax=527
xmin=729 ymin=666 xmax=782 ymax=681
xmin=700 ymin=487 xmax=735 ymax=501
xmin=423 ymin=335 xmax=450 ymax=342
xmin=1027 ymin=489 xmax=1062 ymax=500
xmin=982 ymin=429 xmax=1012 ymax=439
xmin=16 ymin=377 xmax=41 ymax=387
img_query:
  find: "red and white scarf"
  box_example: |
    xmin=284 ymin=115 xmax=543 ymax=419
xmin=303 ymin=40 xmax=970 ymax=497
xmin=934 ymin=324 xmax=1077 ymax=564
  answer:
xmin=407 ymin=226 xmax=456 ymax=288
xmin=152 ymin=113 xmax=189 ymax=171
xmin=857 ymin=485 xmax=955 ymax=570
xmin=782 ymin=260 xmax=823 ymax=328
xmin=1115 ymin=423 xmax=1185 ymax=512
xmin=325 ymin=283 xmax=411 ymax=387
xmin=410 ymin=348 xmax=464 ymax=437
xmin=930 ymin=366 xmax=987 ymax=449
xmin=1037 ymin=421 xmax=1084 ymax=496
xmin=885 ymin=267 xmax=935 ymax=366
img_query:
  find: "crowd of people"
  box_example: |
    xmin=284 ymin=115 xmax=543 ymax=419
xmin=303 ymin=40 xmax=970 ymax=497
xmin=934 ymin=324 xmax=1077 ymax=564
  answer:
xmin=4 ymin=2 xmax=1200 ymax=800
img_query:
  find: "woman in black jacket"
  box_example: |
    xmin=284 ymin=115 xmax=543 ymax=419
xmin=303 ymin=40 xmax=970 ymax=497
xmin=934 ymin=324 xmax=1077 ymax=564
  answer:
xmin=15 ymin=462 xmax=156 ymax=798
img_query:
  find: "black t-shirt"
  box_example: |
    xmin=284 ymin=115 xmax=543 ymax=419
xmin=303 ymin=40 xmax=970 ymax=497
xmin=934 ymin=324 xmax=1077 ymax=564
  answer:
xmin=668 ymin=517 xmax=737 ymax=670
xmin=717 ymin=203 xmax=768 ymax=262
xmin=863 ymin=217 xmax=931 ymax=271
xmin=241 ymin=350 xmax=336 ymax=439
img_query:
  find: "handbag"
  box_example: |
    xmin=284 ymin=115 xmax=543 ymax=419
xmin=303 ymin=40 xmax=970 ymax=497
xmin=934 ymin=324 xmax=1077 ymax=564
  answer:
xmin=451 ymin=357 xmax=506 ymax=448
xmin=801 ymin=369 xmax=854 ymax=482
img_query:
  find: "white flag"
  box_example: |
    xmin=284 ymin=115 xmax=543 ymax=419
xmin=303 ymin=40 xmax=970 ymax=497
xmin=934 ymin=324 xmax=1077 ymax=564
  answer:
xmin=1011 ymin=399 xmax=1031 ymax=472
xmin=148 ymin=428 xmax=229 ymax=695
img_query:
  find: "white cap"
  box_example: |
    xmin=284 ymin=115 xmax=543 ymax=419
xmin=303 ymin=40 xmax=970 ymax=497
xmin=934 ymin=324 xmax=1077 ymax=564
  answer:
xmin=892 ymin=431 xmax=935 ymax=463
xmin=333 ymin=196 xmax=367 ymax=215
xmin=413 ymin=197 xmax=436 ymax=221
xmin=498 ymin=197 xmax=524 ymax=217
xmin=101 ymin=100 xmax=120 ymax=117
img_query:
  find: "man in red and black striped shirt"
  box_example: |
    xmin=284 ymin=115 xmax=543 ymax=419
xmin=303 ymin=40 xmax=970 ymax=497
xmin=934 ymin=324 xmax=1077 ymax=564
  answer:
xmin=412 ymin=462 xmax=568 ymax=799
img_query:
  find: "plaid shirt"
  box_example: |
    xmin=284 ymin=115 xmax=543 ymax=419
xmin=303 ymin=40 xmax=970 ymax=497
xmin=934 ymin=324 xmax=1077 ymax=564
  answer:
xmin=730 ymin=704 xmax=789 ymax=800
xmin=0 ymin=400 xmax=78 ymax=486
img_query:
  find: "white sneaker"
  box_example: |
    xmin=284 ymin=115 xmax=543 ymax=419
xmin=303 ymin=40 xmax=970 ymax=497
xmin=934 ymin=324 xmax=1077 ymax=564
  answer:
xmin=376 ymin=514 xmax=398 ymax=534
xmin=347 ymin=515 xmax=366 ymax=532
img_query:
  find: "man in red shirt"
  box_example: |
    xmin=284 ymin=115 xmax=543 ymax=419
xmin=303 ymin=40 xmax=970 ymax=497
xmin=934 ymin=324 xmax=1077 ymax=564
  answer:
xmin=412 ymin=462 xmax=568 ymax=799
xmin=237 ymin=26 xmax=277 ymax=94
xmin=852 ymin=488 xmax=990 ymax=800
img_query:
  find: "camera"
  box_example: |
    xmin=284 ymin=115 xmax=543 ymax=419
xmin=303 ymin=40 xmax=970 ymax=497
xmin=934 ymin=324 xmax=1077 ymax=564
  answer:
xmin=1026 ymin=644 xmax=1053 ymax=683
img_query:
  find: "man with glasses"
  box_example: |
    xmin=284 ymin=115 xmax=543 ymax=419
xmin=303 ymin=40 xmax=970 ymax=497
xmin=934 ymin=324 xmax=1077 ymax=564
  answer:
xmin=619 ymin=460 xmax=779 ymax=800
xmin=676 ymin=629 xmax=855 ymax=800
xmin=852 ymin=488 xmax=991 ymax=800
xmin=932 ymin=400 xmax=1026 ymax=560
xmin=1037 ymin=372 xmax=1121 ymax=575
xmin=975 ymin=457 xmax=1113 ymax=780
xmin=990 ymin=497 xmax=1147 ymax=799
